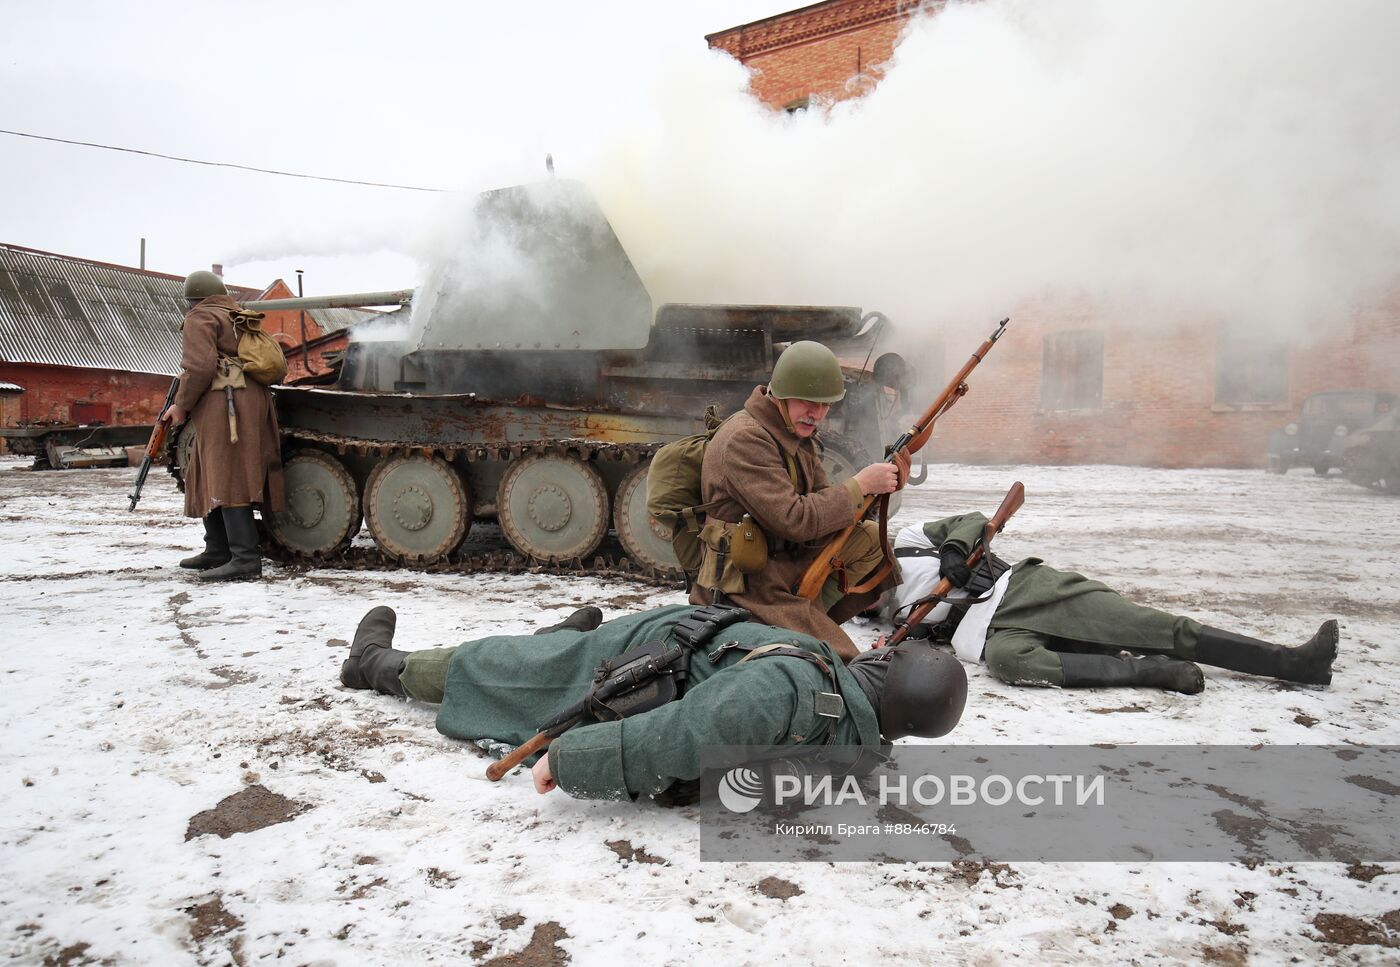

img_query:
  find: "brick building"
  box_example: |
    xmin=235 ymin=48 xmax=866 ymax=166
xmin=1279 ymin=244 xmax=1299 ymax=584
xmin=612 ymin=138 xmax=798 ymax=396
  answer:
xmin=0 ymin=244 xmax=362 ymax=445
xmin=708 ymin=1 xmax=1400 ymax=467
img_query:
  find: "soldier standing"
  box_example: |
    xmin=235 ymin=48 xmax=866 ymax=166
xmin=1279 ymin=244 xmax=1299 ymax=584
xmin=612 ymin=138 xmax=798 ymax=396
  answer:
xmin=689 ymin=341 xmax=902 ymax=661
xmin=888 ymin=513 xmax=1339 ymax=692
xmin=337 ymin=603 xmax=967 ymax=801
xmin=161 ymin=270 xmax=284 ymax=581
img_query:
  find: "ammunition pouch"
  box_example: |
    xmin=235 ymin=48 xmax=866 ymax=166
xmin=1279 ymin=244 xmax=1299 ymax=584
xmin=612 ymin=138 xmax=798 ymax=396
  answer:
xmin=582 ymin=638 xmax=688 ymax=722
xmin=697 ymin=519 xmax=746 ymax=594
xmin=543 ymin=605 xmax=754 ymax=730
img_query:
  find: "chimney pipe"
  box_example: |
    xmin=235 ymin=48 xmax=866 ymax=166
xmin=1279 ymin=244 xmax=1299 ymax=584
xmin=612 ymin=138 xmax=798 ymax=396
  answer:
xmin=212 ymin=263 xmax=224 ymax=277
xmin=139 ymin=238 xmax=146 ymax=270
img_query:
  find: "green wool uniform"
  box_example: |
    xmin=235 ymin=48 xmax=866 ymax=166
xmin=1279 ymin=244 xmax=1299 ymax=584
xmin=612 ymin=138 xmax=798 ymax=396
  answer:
xmin=396 ymin=604 xmax=880 ymax=801
xmin=901 ymin=514 xmax=1201 ymax=686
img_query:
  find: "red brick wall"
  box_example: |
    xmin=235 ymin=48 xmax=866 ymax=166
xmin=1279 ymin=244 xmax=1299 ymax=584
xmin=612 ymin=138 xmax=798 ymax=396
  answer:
xmin=283 ymin=332 xmax=349 ymax=382
xmin=245 ymin=279 xmax=330 ymax=347
xmin=709 ymin=0 xmax=913 ymax=108
xmin=710 ymin=0 xmax=1400 ymax=468
xmin=0 ymin=362 xmax=173 ymax=427
xmin=927 ymin=300 xmax=1395 ymax=468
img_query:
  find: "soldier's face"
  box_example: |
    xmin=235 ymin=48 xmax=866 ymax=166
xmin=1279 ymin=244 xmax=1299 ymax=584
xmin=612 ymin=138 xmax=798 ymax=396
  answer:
xmin=786 ymin=398 xmax=831 ymax=437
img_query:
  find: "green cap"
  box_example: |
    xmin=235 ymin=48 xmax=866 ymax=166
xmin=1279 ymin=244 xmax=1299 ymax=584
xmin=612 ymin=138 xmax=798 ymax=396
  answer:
xmin=768 ymin=341 xmax=846 ymax=403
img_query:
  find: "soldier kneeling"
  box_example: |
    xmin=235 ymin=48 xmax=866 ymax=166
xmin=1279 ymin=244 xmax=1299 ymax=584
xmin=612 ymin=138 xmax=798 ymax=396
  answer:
xmin=338 ymin=603 xmax=967 ymax=802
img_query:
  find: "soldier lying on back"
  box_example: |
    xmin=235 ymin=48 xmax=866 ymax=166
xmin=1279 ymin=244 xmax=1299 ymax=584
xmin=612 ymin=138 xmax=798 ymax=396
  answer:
xmin=337 ymin=603 xmax=967 ymax=802
xmin=887 ymin=514 xmax=1339 ymax=693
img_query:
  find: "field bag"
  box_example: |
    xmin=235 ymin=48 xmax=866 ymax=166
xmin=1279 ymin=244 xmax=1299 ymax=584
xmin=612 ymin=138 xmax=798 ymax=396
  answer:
xmin=230 ymin=309 xmax=288 ymax=385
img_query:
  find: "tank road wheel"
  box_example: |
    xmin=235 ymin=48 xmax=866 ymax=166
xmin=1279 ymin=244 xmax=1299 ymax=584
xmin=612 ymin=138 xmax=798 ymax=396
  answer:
xmin=363 ymin=454 xmax=470 ymax=563
xmin=819 ymin=437 xmax=868 ymax=486
xmin=267 ymin=450 xmax=361 ymax=557
xmin=613 ymin=462 xmax=682 ymax=574
xmin=497 ymin=453 xmax=609 ymax=562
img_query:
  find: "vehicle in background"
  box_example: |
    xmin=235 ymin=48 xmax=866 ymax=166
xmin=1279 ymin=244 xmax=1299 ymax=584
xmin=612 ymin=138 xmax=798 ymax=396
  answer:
xmin=1266 ymin=389 xmax=1398 ymax=476
xmin=1342 ymin=409 xmax=1400 ymax=495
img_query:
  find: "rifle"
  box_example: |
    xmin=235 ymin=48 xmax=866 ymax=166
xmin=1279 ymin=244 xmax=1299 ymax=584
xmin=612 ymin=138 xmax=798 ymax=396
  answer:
xmin=128 ymin=376 xmax=181 ymax=511
xmin=795 ymin=317 xmax=1010 ymax=601
xmin=486 ymin=640 xmax=689 ymax=781
xmin=885 ymin=481 xmax=1025 ymax=649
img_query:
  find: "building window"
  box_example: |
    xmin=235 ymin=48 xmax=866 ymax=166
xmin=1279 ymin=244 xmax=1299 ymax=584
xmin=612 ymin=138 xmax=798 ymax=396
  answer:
xmin=1041 ymin=330 xmax=1104 ymax=411
xmin=1215 ymin=327 xmax=1288 ymax=405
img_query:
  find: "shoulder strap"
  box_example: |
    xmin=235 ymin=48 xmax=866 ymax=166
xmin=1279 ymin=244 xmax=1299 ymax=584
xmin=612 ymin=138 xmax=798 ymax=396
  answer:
xmin=736 ymin=644 xmax=845 ymax=745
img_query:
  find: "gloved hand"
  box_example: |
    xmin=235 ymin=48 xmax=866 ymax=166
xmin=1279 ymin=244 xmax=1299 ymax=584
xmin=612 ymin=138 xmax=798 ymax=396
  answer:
xmin=939 ymin=546 xmax=972 ymax=588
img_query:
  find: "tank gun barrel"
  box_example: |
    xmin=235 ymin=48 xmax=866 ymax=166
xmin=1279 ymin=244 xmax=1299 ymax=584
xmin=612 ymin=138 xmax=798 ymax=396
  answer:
xmin=242 ymin=289 xmax=415 ymax=311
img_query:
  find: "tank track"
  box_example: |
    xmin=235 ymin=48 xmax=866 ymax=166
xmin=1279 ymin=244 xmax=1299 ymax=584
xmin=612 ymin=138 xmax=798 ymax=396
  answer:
xmin=169 ymin=428 xmax=686 ymax=588
xmin=262 ymin=540 xmax=685 ymax=590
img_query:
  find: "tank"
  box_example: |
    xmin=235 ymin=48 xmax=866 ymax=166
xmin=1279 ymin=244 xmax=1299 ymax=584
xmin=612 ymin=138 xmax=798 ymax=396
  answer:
xmin=184 ymin=180 xmax=916 ymax=578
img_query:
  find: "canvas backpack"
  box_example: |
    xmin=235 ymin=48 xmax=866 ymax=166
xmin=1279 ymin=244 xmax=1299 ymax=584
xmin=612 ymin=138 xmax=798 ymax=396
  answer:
xmin=230 ymin=308 xmax=288 ymax=385
xmin=646 ymin=406 xmax=801 ymax=574
xmin=646 ymin=407 xmax=728 ymax=573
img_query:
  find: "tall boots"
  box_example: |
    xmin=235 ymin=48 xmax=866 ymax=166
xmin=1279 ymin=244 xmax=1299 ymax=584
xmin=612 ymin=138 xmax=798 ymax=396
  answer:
xmin=1060 ymin=653 xmax=1206 ymax=694
xmin=533 ymin=606 xmax=604 ymax=635
xmin=1194 ymin=620 xmax=1338 ymax=686
xmin=199 ymin=507 xmax=262 ymax=582
xmin=179 ymin=513 xmax=230 ymax=570
xmin=340 ymin=606 xmax=409 ymax=697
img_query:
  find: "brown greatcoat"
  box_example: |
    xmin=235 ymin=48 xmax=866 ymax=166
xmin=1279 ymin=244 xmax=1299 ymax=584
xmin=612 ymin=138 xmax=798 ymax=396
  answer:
xmin=689 ymin=385 xmax=889 ymax=659
xmin=173 ymin=295 xmax=285 ymax=518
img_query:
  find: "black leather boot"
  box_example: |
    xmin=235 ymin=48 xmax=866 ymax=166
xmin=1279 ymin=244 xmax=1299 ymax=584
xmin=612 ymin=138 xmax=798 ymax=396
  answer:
xmin=179 ymin=513 xmax=230 ymax=570
xmin=1060 ymin=653 xmax=1205 ymax=694
xmin=199 ymin=507 xmax=262 ymax=582
xmin=533 ymin=606 xmax=604 ymax=635
xmin=1193 ymin=620 xmax=1338 ymax=686
xmin=341 ymin=606 xmax=408 ymax=696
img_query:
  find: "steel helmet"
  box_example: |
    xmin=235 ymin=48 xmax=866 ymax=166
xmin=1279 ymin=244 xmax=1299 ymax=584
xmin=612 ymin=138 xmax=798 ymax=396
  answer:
xmin=183 ymin=270 xmax=227 ymax=300
xmin=769 ymin=341 xmax=846 ymax=403
xmin=874 ymin=642 xmax=968 ymax=740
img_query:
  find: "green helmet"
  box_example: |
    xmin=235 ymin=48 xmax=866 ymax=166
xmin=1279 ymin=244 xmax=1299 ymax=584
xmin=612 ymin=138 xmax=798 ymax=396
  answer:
xmin=851 ymin=642 xmax=968 ymax=740
xmin=769 ymin=341 xmax=846 ymax=403
xmin=183 ymin=270 xmax=227 ymax=300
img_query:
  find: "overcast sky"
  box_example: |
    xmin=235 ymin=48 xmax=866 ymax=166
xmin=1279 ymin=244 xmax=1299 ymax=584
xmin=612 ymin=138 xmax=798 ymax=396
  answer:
xmin=4 ymin=1 xmax=1399 ymax=343
xmin=0 ymin=0 xmax=785 ymax=295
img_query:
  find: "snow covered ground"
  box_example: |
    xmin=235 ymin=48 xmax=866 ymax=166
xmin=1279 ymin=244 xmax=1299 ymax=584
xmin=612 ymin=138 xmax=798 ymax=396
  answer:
xmin=1 ymin=455 xmax=1397 ymax=964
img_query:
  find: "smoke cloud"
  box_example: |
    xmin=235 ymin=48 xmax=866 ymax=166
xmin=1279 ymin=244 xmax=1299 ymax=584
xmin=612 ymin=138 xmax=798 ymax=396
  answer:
xmin=571 ymin=0 xmax=1400 ymax=342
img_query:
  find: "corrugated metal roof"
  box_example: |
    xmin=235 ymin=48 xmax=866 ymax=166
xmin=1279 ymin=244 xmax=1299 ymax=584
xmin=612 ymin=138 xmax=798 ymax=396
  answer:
xmin=0 ymin=244 xmax=259 ymax=376
xmin=0 ymin=381 xmax=23 ymax=392
xmin=307 ymin=306 xmax=381 ymax=334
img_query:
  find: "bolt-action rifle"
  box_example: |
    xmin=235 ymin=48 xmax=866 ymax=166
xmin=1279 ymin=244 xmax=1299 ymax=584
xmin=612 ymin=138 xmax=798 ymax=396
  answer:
xmin=883 ymin=480 xmax=1025 ymax=648
xmin=127 ymin=376 xmax=181 ymax=511
xmin=794 ymin=318 xmax=1010 ymax=601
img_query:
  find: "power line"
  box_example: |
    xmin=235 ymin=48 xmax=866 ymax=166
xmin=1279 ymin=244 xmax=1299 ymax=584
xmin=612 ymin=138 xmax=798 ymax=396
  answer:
xmin=0 ymin=127 xmax=447 ymax=193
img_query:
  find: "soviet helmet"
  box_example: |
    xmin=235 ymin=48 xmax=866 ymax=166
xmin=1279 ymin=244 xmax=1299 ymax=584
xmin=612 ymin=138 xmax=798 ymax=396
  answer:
xmin=183 ymin=270 xmax=227 ymax=300
xmin=874 ymin=642 xmax=968 ymax=740
xmin=769 ymin=341 xmax=846 ymax=403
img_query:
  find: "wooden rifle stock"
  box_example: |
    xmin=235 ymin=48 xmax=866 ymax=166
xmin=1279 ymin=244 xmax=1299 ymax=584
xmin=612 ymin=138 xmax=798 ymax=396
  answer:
xmin=884 ymin=480 xmax=1025 ymax=649
xmin=128 ymin=376 xmax=181 ymax=511
xmin=795 ymin=318 xmax=1010 ymax=600
xmin=486 ymin=730 xmax=555 ymax=781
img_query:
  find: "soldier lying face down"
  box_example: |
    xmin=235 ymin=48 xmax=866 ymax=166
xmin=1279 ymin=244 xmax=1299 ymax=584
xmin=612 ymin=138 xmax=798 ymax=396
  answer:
xmin=338 ymin=603 xmax=967 ymax=802
xmin=887 ymin=514 xmax=1339 ymax=693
